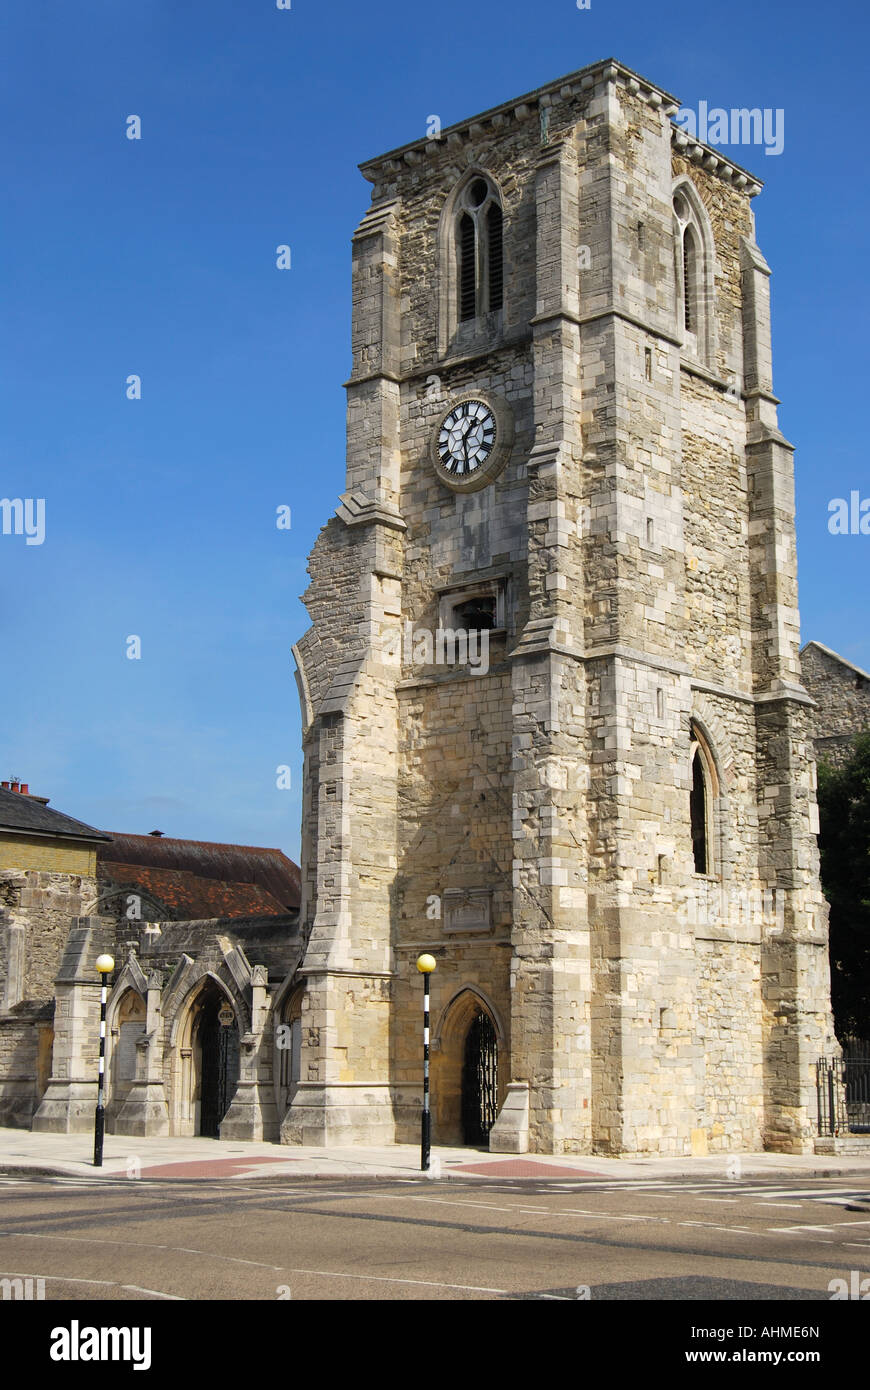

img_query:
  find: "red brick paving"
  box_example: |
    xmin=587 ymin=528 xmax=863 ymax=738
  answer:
xmin=138 ymin=1156 xmax=296 ymax=1180
xmin=450 ymin=1158 xmax=601 ymax=1178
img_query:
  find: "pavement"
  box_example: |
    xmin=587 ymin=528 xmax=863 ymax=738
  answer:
xmin=1 ymin=1126 xmax=870 ymax=1183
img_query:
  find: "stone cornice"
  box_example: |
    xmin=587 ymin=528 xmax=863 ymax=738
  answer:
xmin=671 ymin=128 xmax=763 ymax=197
xmin=358 ymin=58 xmax=678 ymax=183
xmin=357 ymin=57 xmax=764 ymax=204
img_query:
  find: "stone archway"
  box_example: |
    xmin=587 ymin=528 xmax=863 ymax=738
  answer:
xmin=194 ymin=983 xmax=240 ymax=1138
xmin=274 ymin=983 xmax=303 ymax=1125
xmin=432 ymin=989 xmax=504 ymax=1147
xmin=171 ymin=975 xmax=242 ymax=1138
xmin=106 ymin=988 xmax=146 ymax=1123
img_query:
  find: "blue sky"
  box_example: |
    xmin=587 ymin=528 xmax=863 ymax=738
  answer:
xmin=2 ymin=0 xmax=867 ymax=863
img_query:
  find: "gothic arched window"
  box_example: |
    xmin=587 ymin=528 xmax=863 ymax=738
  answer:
xmin=456 ymin=176 xmax=504 ymax=323
xmin=689 ymin=723 xmax=718 ymax=875
xmin=673 ymin=182 xmax=715 ymax=364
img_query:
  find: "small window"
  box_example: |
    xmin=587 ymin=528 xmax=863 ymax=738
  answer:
xmin=438 ymin=580 xmax=506 ymax=636
xmin=453 ymin=596 xmax=496 ymax=631
xmin=689 ymin=724 xmax=719 ymax=877
xmin=690 ymin=746 xmax=708 ymax=874
xmin=673 ymin=183 xmax=714 ymax=364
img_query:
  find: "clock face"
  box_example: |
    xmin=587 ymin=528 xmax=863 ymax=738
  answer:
xmin=437 ymin=400 xmax=496 ymax=478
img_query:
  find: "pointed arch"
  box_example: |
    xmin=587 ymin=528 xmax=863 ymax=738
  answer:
xmin=673 ymin=177 xmax=717 ymax=366
xmin=105 ymin=985 xmax=147 ymax=1118
xmin=274 ymin=978 xmax=305 ymax=1120
xmin=689 ymin=711 xmax=732 ymax=882
xmin=437 ymin=168 xmax=506 ymax=353
xmin=434 ymin=984 xmax=505 ymax=1050
xmin=431 ymin=986 xmax=506 ymax=1146
xmin=168 ymin=969 xmax=249 ymax=1048
xmin=166 ymin=970 xmax=246 ymax=1137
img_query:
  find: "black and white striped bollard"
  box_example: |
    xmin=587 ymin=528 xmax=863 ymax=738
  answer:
xmin=416 ymin=954 xmax=436 ymax=1172
xmin=93 ymin=954 xmax=115 ymax=1167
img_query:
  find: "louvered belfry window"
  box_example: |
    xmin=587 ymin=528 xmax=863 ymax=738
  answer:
xmin=487 ymin=203 xmax=503 ymax=311
xmin=456 ymin=176 xmax=504 ymax=323
xmin=459 ymin=213 xmax=477 ymax=321
xmin=682 ymin=226 xmax=697 ymax=333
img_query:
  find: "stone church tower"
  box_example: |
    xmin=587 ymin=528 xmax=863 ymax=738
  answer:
xmin=286 ymin=59 xmax=837 ymax=1156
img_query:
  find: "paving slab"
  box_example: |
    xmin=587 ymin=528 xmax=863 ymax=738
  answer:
xmin=0 ymin=1127 xmax=869 ymax=1183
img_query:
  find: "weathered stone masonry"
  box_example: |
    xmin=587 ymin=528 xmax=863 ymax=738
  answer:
xmin=289 ymin=59 xmax=838 ymax=1155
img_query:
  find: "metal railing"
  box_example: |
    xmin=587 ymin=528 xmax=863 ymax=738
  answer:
xmin=816 ymin=1040 xmax=870 ymax=1135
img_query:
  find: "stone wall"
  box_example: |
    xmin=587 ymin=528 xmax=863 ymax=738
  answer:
xmin=801 ymin=641 xmax=870 ymax=768
xmin=0 ymin=868 xmax=95 ymax=1008
xmin=291 ymin=59 xmax=837 ymax=1155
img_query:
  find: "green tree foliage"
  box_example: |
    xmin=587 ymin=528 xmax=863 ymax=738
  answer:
xmin=817 ymin=733 xmax=870 ymax=1041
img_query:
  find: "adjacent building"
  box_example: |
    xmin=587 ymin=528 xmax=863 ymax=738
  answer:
xmin=0 ymin=780 xmax=302 ymax=1140
xmin=800 ymin=641 xmax=870 ymax=768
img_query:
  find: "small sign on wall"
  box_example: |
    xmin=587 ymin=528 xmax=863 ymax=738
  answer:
xmin=443 ymin=888 xmax=492 ymax=934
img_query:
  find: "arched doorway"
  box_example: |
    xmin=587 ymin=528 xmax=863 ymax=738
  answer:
xmin=432 ymin=989 xmax=504 ymax=1146
xmin=275 ymin=985 xmax=303 ymax=1123
xmin=461 ymin=1009 xmax=499 ymax=1144
xmin=194 ymin=985 xmax=240 ymax=1138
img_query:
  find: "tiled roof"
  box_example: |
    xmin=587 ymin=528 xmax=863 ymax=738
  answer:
xmin=0 ymin=788 xmax=110 ymax=843
xmin=99 ymin=862 xmax=289 ymax=920
xmin=98 ymin=833 xmax=301 ymax=915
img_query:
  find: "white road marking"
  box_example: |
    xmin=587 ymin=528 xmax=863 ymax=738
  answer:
xmin=0 ymin=1230 xmax=509 ymax=1294
xmin=0 ymin=1271 xmax=183 ymax=1299
xmin=562 ymin=1210 xmax=658 ymax=1223
xmin=1 ymin=1231 xmax=288 ymax=1272
xmin=678 ymin=1221 xmax=751 ymax=1233
xmin=255 ymin=1265 xmax=510 ymax=1294
xmin=768 ymin=1225 xmax=836 ymax=1234
xmin=354 ymin=1194 xmax=515 ymax=1212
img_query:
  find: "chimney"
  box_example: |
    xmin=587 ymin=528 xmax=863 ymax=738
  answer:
xmin=1 ymin=781 xmax=9 ymax=791
xmin=10 ymin=779 xmax=19 ymax=793
xmin=20 ymin=784 xmax=28 ymax=796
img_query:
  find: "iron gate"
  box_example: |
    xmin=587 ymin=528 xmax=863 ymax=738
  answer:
xmin=461 ymin=1010 xmax=498 ymax=1145
xmin=816 ymin=1041 xmax=870 ymax=1135
xmin=199 ymin=1000 xmax=240 ymax=1138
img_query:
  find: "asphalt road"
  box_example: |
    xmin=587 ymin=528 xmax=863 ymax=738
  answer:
xmin=1 ymin=1172 xmax=869 ymax=1301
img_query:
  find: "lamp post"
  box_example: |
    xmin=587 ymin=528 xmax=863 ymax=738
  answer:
xmin=416 ymin=953 xmax=436 ymax=1172
xmin=93 ymin=954 xmax=115 ymax=1167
